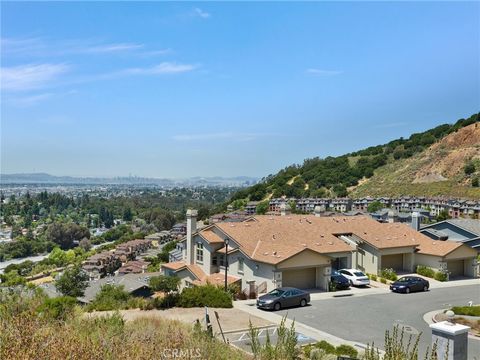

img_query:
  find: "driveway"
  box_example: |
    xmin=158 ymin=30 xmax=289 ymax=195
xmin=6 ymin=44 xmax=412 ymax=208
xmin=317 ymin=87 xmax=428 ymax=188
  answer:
xmin=275 ymin=284 xmax=480 ymax=359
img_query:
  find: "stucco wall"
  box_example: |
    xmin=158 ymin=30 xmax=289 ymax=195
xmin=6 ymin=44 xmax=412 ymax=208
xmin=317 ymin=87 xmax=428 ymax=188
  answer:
xmin=357 ymin=243 xmax=380 ymax=274
xmin=414 ymin=254 xmax=443 ymax=271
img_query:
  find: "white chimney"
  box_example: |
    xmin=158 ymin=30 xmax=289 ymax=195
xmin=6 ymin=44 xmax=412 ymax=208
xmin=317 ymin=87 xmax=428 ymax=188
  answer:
xmin=186 ymin=209 xmax=198 ymax=264
xmin=411 ymin=211 xmax=421 ymax=231
xmin=388 ymin=210 xmax=397 ymax=223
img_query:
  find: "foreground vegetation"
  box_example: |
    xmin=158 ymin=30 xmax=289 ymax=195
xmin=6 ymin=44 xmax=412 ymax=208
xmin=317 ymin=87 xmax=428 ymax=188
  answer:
xmin=0 ymin=288 xmax=247 ymax=360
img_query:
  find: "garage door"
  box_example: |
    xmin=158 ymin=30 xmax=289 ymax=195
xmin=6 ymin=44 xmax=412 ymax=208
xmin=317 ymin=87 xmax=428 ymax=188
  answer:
xmin=447 ymin=260 xmax=464 ymax=277
xmin=282 ymin=268 xmax=316 ymax=289
xmin=381 ymin=254 xmax=404 ymax=271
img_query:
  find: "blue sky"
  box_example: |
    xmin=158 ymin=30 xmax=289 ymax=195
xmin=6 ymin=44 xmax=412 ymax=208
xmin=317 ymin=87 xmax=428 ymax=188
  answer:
xmin=1 ymin=1 xmax=479 ymax=178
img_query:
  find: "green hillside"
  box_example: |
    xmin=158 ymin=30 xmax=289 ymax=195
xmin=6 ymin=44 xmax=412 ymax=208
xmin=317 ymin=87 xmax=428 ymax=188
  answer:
xmin=231 ymin=113 xmax=480 ymax=202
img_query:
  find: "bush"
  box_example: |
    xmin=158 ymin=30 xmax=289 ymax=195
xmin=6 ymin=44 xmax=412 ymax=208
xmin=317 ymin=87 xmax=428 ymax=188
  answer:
xmin=335 ymin=344 xmax=358 ymax=358
xmin=451 ymin=306 xmax=480 ymax=317
xmin=416 ymin=265 xmax=435 ymax=278
xmin=380 ymin=278 xmax=387 ymax=284
xmin=152 ymin=293 xmax=180 ymax=309
xmin=37 ymin=296 xmax=77 ymax=320
xmin=315 ymin=340 xmax=336 ymax=354
xmin=178 ymin=284 xmax=233 ymax=308
xmin=379 ymin=268 xmax=397 ymax=281
xmin=87 ymin=284 xmax=131 ymax=311
xmin=434 ymin=272 xmax=448 ymax=282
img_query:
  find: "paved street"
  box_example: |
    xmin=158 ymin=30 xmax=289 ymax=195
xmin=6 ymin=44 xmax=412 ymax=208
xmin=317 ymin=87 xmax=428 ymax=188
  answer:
xmin=274 ymin=284 xmax=479 ymax=359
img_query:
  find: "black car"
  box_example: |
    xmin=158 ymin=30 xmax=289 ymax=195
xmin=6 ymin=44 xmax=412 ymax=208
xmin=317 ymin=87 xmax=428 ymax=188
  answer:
xmin=256 ymin=287 xmax=311 ymax=311
xmin=330 ymin=271 xmax=350 ymax=290
xmin=390 ymin=276 xmax=429 ymax=294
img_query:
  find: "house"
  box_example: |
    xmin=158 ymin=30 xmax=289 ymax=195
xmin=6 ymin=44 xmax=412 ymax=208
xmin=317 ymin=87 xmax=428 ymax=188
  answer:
xmin=245 ymin=201 xmax=259 ymax=215
xmin=114 ymin=239 xmax=152 ymax=263
xmin=118 ymin=260 xmax=149 ymax=275
xmin=420 ymin=219 xmax=480 ymax=251
xmin=162 ymin=210 xmax=478 ymax=294
xmin=82 ymin=251 xmax=121 ymax=280
xmin=145 ymin=231 xmax=172 ymax=245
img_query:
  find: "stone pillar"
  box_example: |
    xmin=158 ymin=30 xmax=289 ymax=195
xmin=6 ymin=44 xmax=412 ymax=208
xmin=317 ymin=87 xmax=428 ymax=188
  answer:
xmin=430 ymin=321 xmax=470 ymax=360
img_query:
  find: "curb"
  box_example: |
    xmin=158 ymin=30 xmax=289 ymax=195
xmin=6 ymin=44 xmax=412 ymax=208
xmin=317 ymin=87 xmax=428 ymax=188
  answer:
xmin=424 ymin=309 xmax=480 ymax=341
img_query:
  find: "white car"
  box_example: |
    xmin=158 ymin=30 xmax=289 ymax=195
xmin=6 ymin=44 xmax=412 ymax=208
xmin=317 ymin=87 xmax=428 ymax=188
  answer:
xmin=338 ymin=269 xmax=370 ymax=286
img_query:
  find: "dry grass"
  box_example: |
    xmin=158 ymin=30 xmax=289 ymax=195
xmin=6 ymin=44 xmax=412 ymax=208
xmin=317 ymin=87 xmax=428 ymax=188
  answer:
xmin=0 ymin=291 xmax=249 ymax=360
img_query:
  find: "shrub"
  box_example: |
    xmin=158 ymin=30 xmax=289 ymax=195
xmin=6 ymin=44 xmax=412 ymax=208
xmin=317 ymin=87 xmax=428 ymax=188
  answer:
xmin=87 ymin=284 xmax=131 ymax=311
xmin=379 ymin=268 xmax=397 ymax=281
xmin=37 ymin=296 xmax=77 ymax=320
xmin=370 ymin=274 xmax=377 ymax=281
xmin=416 ymin=265 xmax=435 ymax=278
xmin=315 ymin=340 xmax=336 ymax=354
xmin=434 ymin=271 xmax=448 ymax=282
xmin=153 ymin=293 xmax=180 ymax=309
xmin=380 ymin=278 xmax=387 ymax=284
xmin=335 ymin=344 xmax=358 ymax=358
xmin=451 ymin=306 xmax=480 ymax=317
xmin=149 ymin=275 xmax=180 ymax=293
xmin=178 ymin=284 xmax=233 ymax=308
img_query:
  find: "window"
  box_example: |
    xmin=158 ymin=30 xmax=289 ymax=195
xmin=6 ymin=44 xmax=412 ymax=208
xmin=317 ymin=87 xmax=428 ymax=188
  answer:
xmin=238 ymin=258 xmax=244 ymax=273
xmin=212 ymin=256 xmax=217 ymax=266
xmin=196 ymin=243 xmax=204 ymax=263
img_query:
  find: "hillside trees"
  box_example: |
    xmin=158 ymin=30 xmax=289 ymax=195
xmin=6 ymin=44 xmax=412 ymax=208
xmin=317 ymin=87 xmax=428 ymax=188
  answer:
xmin=55 ymin=266 xmax=89 ymax=297
xmin=45 ymin=223 xmax=90 ymax=250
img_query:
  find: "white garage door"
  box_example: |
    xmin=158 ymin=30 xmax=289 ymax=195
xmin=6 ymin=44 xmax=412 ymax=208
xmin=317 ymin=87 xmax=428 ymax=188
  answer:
xmin=282 ymin=268 xmax=316 ymax=289
xmin=447 ymin=260 xmax=464 ymax=277
xmin=381 ymin=254 xmax=404 ymax=271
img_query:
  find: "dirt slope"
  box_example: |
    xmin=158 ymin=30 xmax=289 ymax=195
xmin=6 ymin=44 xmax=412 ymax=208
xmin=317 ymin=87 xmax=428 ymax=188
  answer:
xmin=351 ymin=123 xmax=480 ymax=198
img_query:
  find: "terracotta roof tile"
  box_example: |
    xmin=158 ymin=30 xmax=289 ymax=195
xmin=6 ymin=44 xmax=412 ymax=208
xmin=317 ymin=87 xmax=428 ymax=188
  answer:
xmin=215 ymin=215 xmax=428 ymax=264
xmin=199 ymin=229 xmax=226 ymax=244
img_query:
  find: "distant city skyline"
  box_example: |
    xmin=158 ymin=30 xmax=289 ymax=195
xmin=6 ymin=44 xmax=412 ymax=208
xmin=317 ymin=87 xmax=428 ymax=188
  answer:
xmin=1 ymin=2 xmax=479 ymax=178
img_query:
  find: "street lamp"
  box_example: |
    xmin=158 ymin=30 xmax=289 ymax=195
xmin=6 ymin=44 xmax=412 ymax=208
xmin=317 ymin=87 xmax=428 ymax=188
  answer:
xmin=224 ymin=237 xmax=229 ymax=292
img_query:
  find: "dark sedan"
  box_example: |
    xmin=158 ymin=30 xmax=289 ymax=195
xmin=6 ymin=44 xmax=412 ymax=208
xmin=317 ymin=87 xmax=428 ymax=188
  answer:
xmin=390 ymin=276 xmax=429 ymax=294
xmin=330 ymin=270 xmax=350 ymax=290
xmin=256 ymin=287 xmax=311 ymax=311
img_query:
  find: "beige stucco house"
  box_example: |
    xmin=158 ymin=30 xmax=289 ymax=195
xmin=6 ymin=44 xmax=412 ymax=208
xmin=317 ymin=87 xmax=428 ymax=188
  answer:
xmin=162 ymin=210 xmax=478 ymax=293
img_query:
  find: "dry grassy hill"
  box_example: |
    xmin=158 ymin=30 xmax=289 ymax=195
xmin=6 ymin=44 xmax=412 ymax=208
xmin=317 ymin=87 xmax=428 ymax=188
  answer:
xmin=351 ymin=123 xmax=480 ymax=198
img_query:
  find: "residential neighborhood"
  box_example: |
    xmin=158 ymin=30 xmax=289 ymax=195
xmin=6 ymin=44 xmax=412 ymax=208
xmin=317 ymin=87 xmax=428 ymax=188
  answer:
xmin=2 ymin=1 xmax=479 ymax=359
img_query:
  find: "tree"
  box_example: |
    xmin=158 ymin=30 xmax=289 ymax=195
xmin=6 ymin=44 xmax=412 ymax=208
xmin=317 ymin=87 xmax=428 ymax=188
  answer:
xmin=49 ymin=247 xmax=68 ymax=267
xmin=55 ymin=266 xmax=89 ymax=297
xmin=256 ymin=201 xmax=269 ymax=215
xmin=45 ymin=223 xmax=90 ymax=249
xmin=122 ymin=207 xmax=133 ymax=222
xmin=436 ymin=209 xmax=450 ymax=222
xmin=79 ymin=238 xmax=91 ymax=251
xmin=332 ymin=184 xmax=348 ymax=197
xmin=464 ymin=161 xmax=476 ymax=175
xmin=367 ymin=201 xmax=383 ymax=213
xmin=149 ymin=275 xmax=180 ymax=293
xmin=472 ymin=177 xmax=479 ymax=187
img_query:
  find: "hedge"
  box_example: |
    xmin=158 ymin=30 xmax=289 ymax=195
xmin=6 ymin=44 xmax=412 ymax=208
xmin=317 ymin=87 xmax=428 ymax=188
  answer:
xmin=177 ymin=284 xmax=233 ymax=308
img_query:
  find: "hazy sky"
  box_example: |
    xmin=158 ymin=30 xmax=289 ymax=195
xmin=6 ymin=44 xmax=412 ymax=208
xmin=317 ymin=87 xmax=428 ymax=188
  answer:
xmin=1 ymin=1 xmax=479 ymax=178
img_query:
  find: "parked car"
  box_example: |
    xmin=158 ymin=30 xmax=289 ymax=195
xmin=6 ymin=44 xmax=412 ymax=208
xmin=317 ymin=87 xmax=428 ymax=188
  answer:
xmin=390 ymin=276 xmax=429 ymax=294
xmin=330 ymin=270 xmax=350 ymax=290
xmin=339 ymin=268 xmax=370 ymax=287
xmin=256 ymin=287 xmax=311 ymax=311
